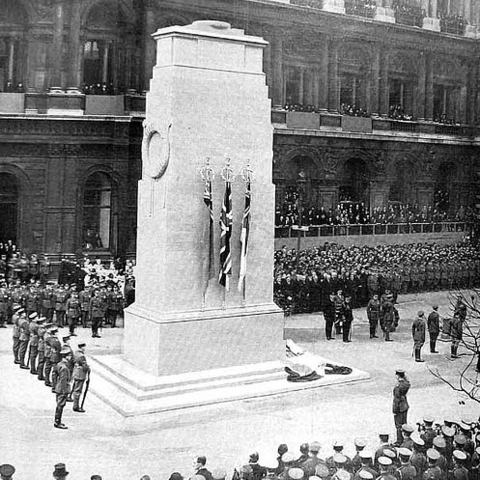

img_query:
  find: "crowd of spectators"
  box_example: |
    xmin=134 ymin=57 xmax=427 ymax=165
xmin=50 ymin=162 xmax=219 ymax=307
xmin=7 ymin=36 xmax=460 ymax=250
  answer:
xmin=392 ymin=0 xmax=425 ymax=18
xmin=439 ymin=12 xmax=468 ymax=35
xmin=273 ymin=241 xmax=480 ymax=314
xmin=82 ymin=82 xmax=116 ymax=95
xmin=388 ymin=105 xmax=413 ymax=121
xmin=284 ymin=103 xmax=321 ymax=113
xmin=275 ymin=199 xmax=475 ymax=229
xmin=340 ymin=104 xmax=370 ymax=118
xmin=433 ymin=113 xmax=459 ymax=126
xmin=5 ymin=416 xmax=477 ymax=480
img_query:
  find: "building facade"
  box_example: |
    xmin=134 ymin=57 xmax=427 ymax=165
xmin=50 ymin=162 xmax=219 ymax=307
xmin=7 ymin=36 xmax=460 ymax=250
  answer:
xmin=0 ymin=0 xmax=479 ymax=258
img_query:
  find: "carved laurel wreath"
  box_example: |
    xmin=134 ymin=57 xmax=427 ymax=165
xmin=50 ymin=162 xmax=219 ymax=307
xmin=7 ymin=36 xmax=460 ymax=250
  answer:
xmin=142 ymin=120 xmax=172 ymax=179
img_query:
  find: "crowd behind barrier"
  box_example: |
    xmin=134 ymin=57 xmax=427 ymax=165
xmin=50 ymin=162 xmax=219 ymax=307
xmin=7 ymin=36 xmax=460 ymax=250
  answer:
xmin=388 ymin=105 xmax=414 ymax=121
xmin=275 ymin=201 xmax=475 ymax=229
xmin=273 ymin=241 xmax=480 ymax=314
xmin=340 ymin=103 xmax=370 ymax=118
xmin=3 ymin=415 xmax=478 ymax=480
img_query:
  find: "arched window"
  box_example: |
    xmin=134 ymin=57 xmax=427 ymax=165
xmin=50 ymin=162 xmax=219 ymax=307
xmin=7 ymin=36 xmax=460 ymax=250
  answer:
xmin=83 ymin=172 xmax=113 ymax=250
xmin=0 ymin=172 xmax=18 ymax=243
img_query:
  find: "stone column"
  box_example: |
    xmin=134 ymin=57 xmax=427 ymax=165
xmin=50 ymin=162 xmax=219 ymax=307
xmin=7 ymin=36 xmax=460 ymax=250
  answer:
xmin=318 ymin=40 xmax=329 ymax=112
xmin=425 ymin=53 xmax=434 ymax=121
xmin=271 ymin=35 xmax=284 ymax=109
xmin=142 ymin=0 xmax=156 ymax=92
xmin=49 ymin=0 xmax=65 ymax=89
xmin=102 ymin=43 xmax=110 ymax=84
xmin=369 ymin=46 xmax=380 ymax=116
xmin=262 ymin=31 xmax=273 ymax=101
xmin=415 ymin=52 xmax=426 ymax=120
xmin=327 ymin=40 xmax=339 ymax=113
xmin=467 ymin=64 xmax=478 ymax=124
xmin=312 ymin=67 xmax=320 ymax=107
xmin=423 ymin=0 xmax=441 ymax=30
xmin=67 ymin=1 xmax=82 ymax=91
xmin=379 ymin=48 xmax=389 ymax=117
xmin=8 ymin=39 xmax=15 ymax=82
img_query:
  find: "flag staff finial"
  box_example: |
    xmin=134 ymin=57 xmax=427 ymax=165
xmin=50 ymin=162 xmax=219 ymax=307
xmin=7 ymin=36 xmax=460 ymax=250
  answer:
xmin=199 ymin=157 xmax=215 ymax=183
xmin=221 ymin=158 xmax=235 ymax=183
xmin=241 ymin=159 xmax=254 ymax=183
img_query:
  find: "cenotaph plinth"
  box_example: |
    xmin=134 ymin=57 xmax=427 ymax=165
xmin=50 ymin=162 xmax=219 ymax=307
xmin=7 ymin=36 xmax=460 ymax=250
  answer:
xmin=124 ymin=20 xmax=284 ymax=376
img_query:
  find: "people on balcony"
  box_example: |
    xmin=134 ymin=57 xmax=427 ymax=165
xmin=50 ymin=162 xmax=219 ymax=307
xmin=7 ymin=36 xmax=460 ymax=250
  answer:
xmin=345 ymin=0 xmax=377 ymax=17
xmin=439 ymin=11 xmax=467 ymax=35
xmin=433 ymin=113 xmax=459 ymax=125
xmin=82 ymin=82 xmax=116 ymax=95
xmin=340 ymin=103 xmax=370 ymax=118
xmin=283 ymin=103 xmax=320 ymax=113
xmin=388 ymin=105 xmax=413 ymax=121
xmin=275 ymin=199 xmax=474 ymax=228
xmin=2 ymin=81 xmax=25 ymax=93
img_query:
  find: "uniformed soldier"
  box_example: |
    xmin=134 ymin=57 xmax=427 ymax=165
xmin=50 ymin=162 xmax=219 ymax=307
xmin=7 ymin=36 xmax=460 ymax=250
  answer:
xmin=412 ymin=312 xmax=426 ymax=363
xmin=420 ymin=417 xmax=437 ymax=449
xmin=449 ymin=313 xmax=463 ymax=360
xmin=331 ymin=455 xmax=351 ymax=480
xmin=411 ymin=437 xmax=428 ymax=480
xmin=25 ymin=286 xmax=39 ymax=317
xmin=357 ymin=470 xmax=373 ymax=480
xmin=65 ymin=289 xmax=81 ymax=336
xmin=79 ymin=286 xmax=92 ymax=328
xmin=53 ymin=348 xmax=72 ymax=429
xmin=431 ymin=437 xmax=447 ymax=474
xmin=367 ymin=294 xmax=380 ymax=339
xmin=355 ymin=451 xmax=377 ymax=480
xmin=12 ymin=306 xmax=23 ymax=364
xmin=423 ymin=449 xmax=442 ymax=480
xmin=108 ymin=285 xmax=123 ymax=328
xmin=44 ymin=327 xmax=61 ymax=387
xmin=375 ymin=433 xmax=394 ymax=468
xmin=71 ymin=342 xmax=90 ymax=413
xmin=377 ymin=457 xmax=396 ymax=480
xmin=0 ymin=281 xmax=9 ymax=327
xmin=36 ymin=321 xmax=48 ymax=381
xmin=89 ymin=289 xmax=104 ymax=338
xmin=427 ymin=306 xmax=440 ymax=354
xmin=395 ymin=448 xmax=416 ymax=480
xmin=41 ymin=283 xmax=55 ymax=323
xmin=54 ymin=285 xmax=69 ymax=327
xmin=401 ymin=425 xmax=415 ymax=451
xmin=327 ymin=444 xmax=352 ymax=474
xmin=18 ymin=312 xmax=34 ymax=369
xmin=381 ymin=295 xmax=397 ymax=342
xmin=352 ymin=438 xmax=367 ymax=473
xmin=28 ymin=317 xmax=43 ymax=374
xmin=450 ymin=451 xmax=468 ymax=480
xmin=393 ymin=370 xmax=411 ymax=445
xmin=298 ymin=442 xmax=324 ymax=477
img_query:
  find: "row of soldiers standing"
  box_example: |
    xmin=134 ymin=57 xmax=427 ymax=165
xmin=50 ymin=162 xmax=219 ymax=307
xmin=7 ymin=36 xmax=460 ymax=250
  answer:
xmin=0 ymin=280 xmax=124 ymax=337
xmin=11 ymin=305 xmax=90 ymax=429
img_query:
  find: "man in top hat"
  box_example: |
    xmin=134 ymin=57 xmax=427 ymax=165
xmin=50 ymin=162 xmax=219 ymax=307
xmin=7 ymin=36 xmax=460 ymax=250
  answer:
xmin=0 ymin=464 xmax=15 ymax=480
xmin=412 ymin=312 xmax=426 ymax=363
xmin=393 ymin=370 xmax=411 ymax=446
xmin=395 ymin=448 xmax=416 ymax=480
xmin=427 ymin=306 xmax=440 ymax=354
xmin=53 ymin=348 xmax=73 ymax=429
xmin=52 ymin=463 xmax=69 ymax=479
xmin=71 ymin=342 xmax=90 ymax=413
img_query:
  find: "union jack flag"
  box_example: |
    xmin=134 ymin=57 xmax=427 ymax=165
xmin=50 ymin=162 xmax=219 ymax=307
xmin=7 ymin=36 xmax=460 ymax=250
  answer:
xmin=203 ymin=180 xmax=214 ymax=283
xmin=219 ymin=181 xmax=233 ymax=290
xmin=238 ymin=181 xmax=251 ymax=292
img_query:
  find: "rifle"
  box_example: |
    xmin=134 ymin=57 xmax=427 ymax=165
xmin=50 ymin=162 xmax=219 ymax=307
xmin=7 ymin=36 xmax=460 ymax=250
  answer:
xmin=81 ymin=371 xmax=90 ymax=410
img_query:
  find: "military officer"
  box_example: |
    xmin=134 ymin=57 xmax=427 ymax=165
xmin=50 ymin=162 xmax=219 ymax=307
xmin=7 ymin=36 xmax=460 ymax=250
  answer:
xmin=412 ymin=311 xmax=426 ymax=363
xmin=65 ymin=289 xmax=81 ymax=336
xmin=395 ymin=448 xmax=416 ymax=480
xmin=0 ymin=281 xmax=9 ymax=327
xmin=53 ymin=348 xmax=72 ymax=429
xmin=54 ymin=285 xmax=69 ymax=327
xmin=44 ymin=327 xmax=61 ymax=387
xmin=12 ymin=306 xmax=23 ymax=364
xmin=420 ymin=416 xmax=436 ymax=449
xmin=89 ymin=289 xmax=104 ymax=338
xmin=367 ymin=294 xmax=380 ymax=339
xmin=450 ymin=312 xmax=463 ymax=360
xmin=401 ymin=425 xmax=415 ymax=451
xmin=411 ymin=437 xmax=427 ymax=480
xmin=352 ymin=438 xmax=367 ymax=473
xmin=79 ymin=285 xmax=92 ymax=328
xmin=427 ymin=306 xmax=440 ymax=354
xmin=393 ymin=369 xmax=411 ymax=445
xmin=41 ymin=283 xmax=55 ymax=322
xmin=37 ymin=321 xmax=48 ymax=381
xmin=71 ymin=342 xmax=90 ymax=413
xmin=18 ymin=312 xmax=34 ymax=369
xmin=423 ymin=449 xmax=441 ymax=480
xmin=377 ymin=457 xmax=395 ymax=480
xmin=450 ymin=450 xmax=469 ymax=480
xmin=28 ymin=316 xmax=43 ymax=374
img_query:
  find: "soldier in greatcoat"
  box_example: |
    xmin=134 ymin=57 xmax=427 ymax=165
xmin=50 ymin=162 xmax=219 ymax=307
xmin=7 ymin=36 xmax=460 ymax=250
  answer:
xmin=71 ymin=342 xmax=90 ymax=413
xmin=53 ymin=348 xmax=72 ymax=429
xmin=427 ymin=305 xmax=440 ymax=354
xmin=65 ymin=290 xmax=81 ymax=336
xmin=412 ymin=311 xmax=426 ymax=363
xmin=367 ymin=294 xmax=381 ymax=339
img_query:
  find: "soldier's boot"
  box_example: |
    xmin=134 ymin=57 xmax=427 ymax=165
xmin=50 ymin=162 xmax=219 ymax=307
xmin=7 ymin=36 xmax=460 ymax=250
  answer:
xmin=385 ymin=331 xmax=393 ymax=342
xmin=450 ymin=346 xmax=458 ymax=359
xmin=73 ymin=396 xmax=85 ymax=413
xmin=415 ymin=348 xmax=425 ymax=363
xmin=430 ymin=340 xmax=438 ymax=353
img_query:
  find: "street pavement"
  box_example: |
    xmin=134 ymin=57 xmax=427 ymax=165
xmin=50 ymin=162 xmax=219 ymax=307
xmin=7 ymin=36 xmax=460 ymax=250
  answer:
xmin=1 ymin=290 xmax=479 ymax=480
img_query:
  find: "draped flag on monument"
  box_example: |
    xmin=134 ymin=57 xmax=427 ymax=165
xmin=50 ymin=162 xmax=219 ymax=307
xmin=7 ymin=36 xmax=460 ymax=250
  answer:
xmin=238 ymin=181 xmax=251 ymax=292
xmin=219 ymin=181 xmax=233 ymax=290
xmin=203 ymin=180 xmax=215 ymax=284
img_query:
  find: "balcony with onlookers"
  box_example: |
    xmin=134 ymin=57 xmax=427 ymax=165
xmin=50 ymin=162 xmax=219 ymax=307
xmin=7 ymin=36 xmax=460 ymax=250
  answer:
xmin=344 ymin=0 xmax=376 ymax=18
xmin=290 ymin=0 xmax=323 ymax=8
xmin=392 ymin=0 xmax=425 ymax=27
xmin=439 ymin=12 xmax=468 ymax=35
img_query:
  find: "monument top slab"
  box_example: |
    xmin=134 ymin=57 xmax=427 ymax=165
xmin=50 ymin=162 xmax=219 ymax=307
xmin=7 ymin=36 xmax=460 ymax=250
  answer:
xmin=152 ymin=20 xmax=268 ymax=47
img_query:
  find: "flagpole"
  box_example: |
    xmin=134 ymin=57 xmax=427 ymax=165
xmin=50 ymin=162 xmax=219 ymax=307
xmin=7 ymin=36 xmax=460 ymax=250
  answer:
xmin=239 ymin=161 xmax=253 ymax=306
